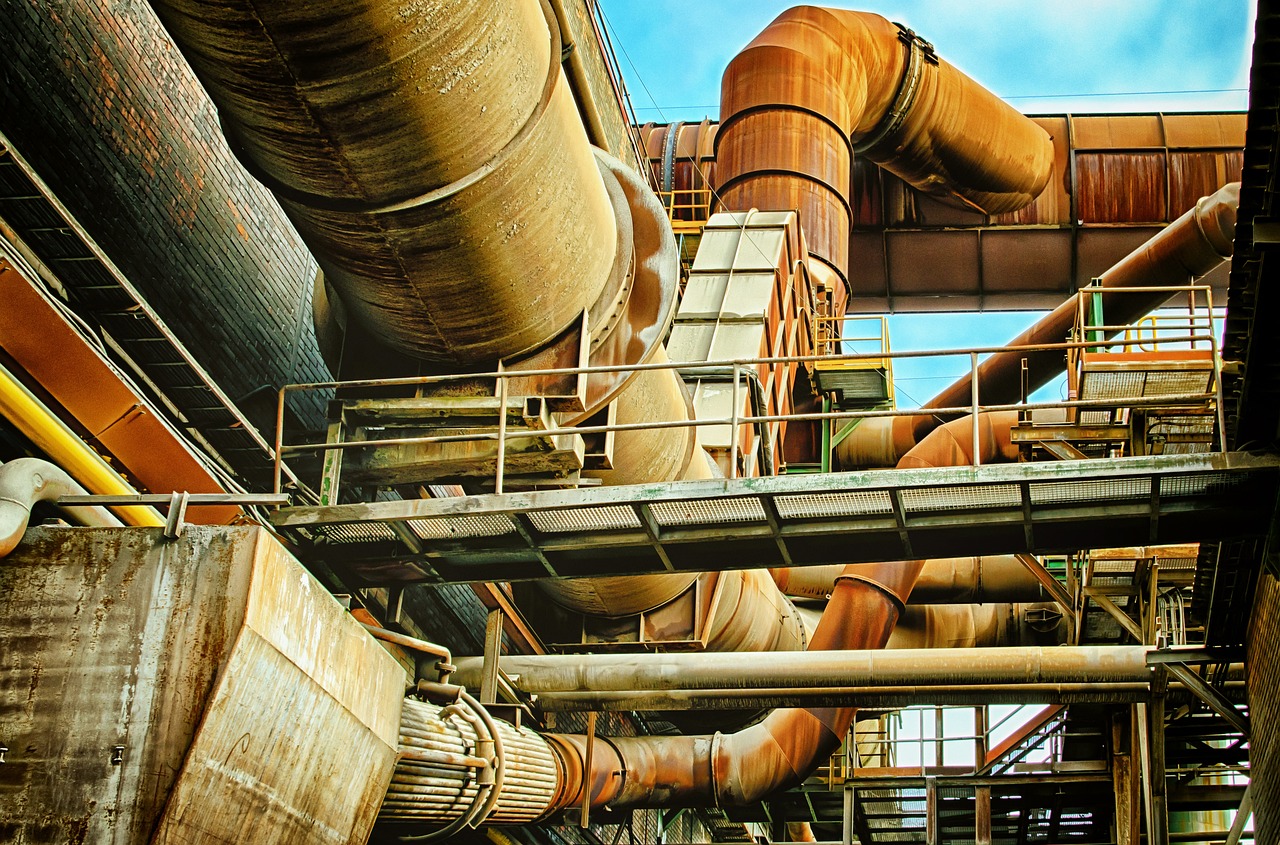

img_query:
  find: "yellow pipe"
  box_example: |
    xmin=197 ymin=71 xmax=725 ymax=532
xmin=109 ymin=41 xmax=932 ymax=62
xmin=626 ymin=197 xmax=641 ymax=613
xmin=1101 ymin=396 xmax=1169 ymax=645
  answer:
xmin=0 ymin=363 xmax=164 ymax=527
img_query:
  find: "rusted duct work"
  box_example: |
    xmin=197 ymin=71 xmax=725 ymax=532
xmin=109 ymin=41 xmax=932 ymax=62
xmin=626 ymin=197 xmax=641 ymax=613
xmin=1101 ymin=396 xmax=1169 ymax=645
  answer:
xmin=543 ymin=558 xmax=923 ymax=809
xmin=0 ymin=458 xmax=121 ymax=556
xmin=918 ymin=181 xmax=1241 ymax=436
xmin=772 ymin=555 xmax=1052 ymax=604
xmin=150 ymin=0 xmax=618 ymax=368
xmin=717 ymin=5 xmax=1053 ymax=295
xmin=540 ymin=411 xmax=1018 ymax=810
xmin=453 ymin=645 xmax=1152 ymax=711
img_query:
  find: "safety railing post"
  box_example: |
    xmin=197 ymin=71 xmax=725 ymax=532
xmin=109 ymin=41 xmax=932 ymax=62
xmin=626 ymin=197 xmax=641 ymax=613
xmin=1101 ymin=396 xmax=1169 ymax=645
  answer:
xmin=971 ymin=351 xmax=982 ymax=466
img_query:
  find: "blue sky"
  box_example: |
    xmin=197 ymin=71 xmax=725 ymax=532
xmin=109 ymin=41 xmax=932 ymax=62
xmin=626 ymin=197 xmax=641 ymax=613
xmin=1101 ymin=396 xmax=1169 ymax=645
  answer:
xmin=598 ymin=1 xmax=1256 ymax=403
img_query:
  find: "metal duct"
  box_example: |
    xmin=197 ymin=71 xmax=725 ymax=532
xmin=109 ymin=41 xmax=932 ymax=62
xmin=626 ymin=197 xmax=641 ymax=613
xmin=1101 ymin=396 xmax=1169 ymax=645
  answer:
xmin=379 ymin=697 xmax=558 ymax=828
xmin=918 ymin=181 xmax=1241 ymax=437
xmin=773 ymin=555 xmax=1051 ymax=604
xmin=0 ymin=458 xmax=121 ymax=557
xmin=716 ymin=6 xmax=1053 ymax=294
xmin=539 ymin=410 xmax=1018 ymax=810
xmin=150 ymin=0 xmax=617 ymax=368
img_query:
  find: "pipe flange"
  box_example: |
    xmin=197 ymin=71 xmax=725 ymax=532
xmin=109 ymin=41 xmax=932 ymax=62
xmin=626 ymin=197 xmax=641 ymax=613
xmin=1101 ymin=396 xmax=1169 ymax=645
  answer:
xmin=561 ymin=148 xmax=680 ymax=424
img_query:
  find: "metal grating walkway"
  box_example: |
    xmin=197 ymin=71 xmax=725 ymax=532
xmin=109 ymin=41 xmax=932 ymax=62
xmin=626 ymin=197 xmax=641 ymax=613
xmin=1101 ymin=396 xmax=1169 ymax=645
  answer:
xmin=270 ymin=452 xmax=1280 ymax=586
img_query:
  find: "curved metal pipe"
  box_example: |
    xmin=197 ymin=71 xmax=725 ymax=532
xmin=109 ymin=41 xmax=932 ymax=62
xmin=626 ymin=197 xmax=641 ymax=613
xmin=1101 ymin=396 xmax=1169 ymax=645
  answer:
xmin=151 ymin=0 xmax=617 ymax=367
xmin=717 ymin=6 xmax=1052 ymax=292
xmin=543 ymin=411 xmax=1018 ymax=810
xmin=1 ymin=458 xmax=122 ymax=557
xmin=919 ymin=182 xmax=1240 ymax=438
xmin=773 ymin=555 xmax=1051 ymax=604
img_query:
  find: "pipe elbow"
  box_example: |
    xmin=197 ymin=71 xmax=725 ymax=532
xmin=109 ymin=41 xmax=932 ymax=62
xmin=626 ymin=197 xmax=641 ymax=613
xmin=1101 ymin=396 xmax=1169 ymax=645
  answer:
xmin=0 ymin=458 xmax=77 ymax=557
xmin=1194 ymin=181 xmax=1241 ymax=257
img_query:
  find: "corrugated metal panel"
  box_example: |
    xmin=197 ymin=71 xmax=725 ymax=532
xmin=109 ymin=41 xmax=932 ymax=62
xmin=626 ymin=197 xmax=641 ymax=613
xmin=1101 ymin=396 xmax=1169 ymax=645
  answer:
xmin=1170 ymin=150 xmax=1245 ymax=215
xmin=1076 ymin=152 xmax=1168 ymax=223
xmin=885 ymin=230 xmax=981 ymax=296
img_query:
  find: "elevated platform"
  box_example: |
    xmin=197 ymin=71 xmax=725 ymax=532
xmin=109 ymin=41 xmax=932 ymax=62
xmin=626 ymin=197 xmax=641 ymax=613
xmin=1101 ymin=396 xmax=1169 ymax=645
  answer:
xmin=270 ymin=451 xmax=1280 ymax=587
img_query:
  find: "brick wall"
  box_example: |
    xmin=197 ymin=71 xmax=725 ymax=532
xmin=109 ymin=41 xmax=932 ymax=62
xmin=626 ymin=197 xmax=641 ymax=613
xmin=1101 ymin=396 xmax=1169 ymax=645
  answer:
xmin=2 ymin=0 xmax=328 ymax=431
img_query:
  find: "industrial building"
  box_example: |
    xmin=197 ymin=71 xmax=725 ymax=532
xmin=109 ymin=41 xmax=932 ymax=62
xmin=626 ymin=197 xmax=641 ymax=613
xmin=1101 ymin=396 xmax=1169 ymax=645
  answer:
xmin=1 ymin=2 xmax=1277 ymax=843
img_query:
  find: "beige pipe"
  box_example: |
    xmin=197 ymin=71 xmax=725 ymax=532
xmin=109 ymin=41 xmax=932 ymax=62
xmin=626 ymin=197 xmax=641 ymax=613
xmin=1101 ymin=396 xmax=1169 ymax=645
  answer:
xmin=1 ymin=458 xmax=122 ymax=557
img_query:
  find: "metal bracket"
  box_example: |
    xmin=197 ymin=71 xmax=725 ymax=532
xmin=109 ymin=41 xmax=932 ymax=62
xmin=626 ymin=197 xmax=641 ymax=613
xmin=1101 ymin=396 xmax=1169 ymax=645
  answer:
xmin=163 ymin=491 xmax=189 ymax=540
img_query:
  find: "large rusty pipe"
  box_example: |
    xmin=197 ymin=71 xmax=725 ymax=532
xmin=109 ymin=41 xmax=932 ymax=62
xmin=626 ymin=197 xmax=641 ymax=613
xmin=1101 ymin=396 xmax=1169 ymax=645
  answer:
xmin=151 ymin=0 xmax=617 ymax=367
xmin=773 ymin=555 xmax=1051 ymax=604
xmin=918 ymin=182 xmax=1240 ymax=438
xmin=717 ymin=6 xmax=1052 ymax=292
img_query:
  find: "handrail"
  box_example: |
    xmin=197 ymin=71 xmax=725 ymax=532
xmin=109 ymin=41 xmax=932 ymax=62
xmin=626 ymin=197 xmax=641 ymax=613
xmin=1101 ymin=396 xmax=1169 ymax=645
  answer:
xmin=273 ymin=322 xmax=1224 ymax=495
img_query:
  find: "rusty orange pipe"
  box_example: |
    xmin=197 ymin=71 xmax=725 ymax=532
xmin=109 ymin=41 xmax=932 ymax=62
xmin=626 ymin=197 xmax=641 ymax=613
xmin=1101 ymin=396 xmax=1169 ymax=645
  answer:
xmin=544 ymin=411 xmax=1017 ymax=810
xmin=919 ymin=182 xmax=1240 ymax=439
xmin=717 ymin=6 xmax=1052 ymax=294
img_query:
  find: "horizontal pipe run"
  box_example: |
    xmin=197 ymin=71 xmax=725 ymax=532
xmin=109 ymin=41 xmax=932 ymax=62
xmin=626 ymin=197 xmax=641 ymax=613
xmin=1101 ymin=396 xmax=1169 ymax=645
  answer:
xmin=453 ymin=646 xmax=1152 ymax=693
xmin=515 ymin=683 xmax=1150 ymax=711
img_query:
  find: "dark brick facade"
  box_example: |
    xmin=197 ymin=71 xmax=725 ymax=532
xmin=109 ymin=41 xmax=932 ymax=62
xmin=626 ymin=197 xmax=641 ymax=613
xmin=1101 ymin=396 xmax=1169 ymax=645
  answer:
xmin=2 ymin=0 xmax=328 ymax=431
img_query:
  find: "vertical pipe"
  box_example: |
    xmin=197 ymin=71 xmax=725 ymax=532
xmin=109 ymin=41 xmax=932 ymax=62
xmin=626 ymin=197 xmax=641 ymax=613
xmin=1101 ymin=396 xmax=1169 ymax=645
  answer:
xmin=970 ymin=352 xmax=981 ymax=466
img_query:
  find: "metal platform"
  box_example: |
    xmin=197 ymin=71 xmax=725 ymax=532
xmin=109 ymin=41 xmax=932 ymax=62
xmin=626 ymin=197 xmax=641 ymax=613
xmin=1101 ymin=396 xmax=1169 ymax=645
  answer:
xmin=270 ymin=451 xmax=1280 ymax=586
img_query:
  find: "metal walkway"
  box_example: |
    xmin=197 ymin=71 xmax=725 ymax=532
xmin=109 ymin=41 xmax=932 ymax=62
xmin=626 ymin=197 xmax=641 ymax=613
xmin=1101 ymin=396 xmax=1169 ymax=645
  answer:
xmin=270 ymin=451 xmax=1280 ymax=586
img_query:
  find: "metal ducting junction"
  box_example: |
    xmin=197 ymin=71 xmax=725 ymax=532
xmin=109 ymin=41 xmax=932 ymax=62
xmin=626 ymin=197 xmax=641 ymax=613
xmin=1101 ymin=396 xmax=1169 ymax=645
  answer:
xmin=137 ymin=0 xmax=1113 ymax=835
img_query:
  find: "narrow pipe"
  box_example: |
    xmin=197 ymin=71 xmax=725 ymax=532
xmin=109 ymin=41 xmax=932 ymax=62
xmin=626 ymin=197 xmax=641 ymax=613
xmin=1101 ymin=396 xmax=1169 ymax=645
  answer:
xmin=717 ymin=6 xmax=1052 ymax=293
xmin=1 ymin=458 xmax=122 ymax=557
xmin=919 ymin=182 xmax=1240 ymax=438
xmin=0 ymin=363 xmax=163 ymax=527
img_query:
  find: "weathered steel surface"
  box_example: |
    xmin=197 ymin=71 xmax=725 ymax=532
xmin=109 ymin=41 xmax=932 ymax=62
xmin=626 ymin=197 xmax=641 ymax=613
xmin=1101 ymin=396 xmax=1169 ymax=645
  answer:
xmin=151 ymin=0 xmax=616 ymax=367
xmin=922 ymin=182 xmax=1239 ymax=430
xmin=716 ymin=6 xmax=1053 ymax=296
xmin=1 ymin=527 xmax=252 ymax=843
xmin=0 ymin=525 xmax=404 ymax=844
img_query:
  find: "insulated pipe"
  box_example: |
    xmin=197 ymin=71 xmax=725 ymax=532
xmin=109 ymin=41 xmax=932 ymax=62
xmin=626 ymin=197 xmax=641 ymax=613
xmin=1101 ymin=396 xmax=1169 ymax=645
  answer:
xmin=793 ymin=602 xmax=1066 ymax=650
xmin=0 ymin=363 xmax=164 ymax=528
xmin=151 ymin=0 xmax=617 ymax=367
xmin=918 ymin=182 xmax=1241 ymax=439
xmin=0 ymin=458 xmax=122 ymax=557
xmin=717 ymin=6 xmax=1052 ymax=292
xmin=772 ymin=555 xmax=1051 ymax=604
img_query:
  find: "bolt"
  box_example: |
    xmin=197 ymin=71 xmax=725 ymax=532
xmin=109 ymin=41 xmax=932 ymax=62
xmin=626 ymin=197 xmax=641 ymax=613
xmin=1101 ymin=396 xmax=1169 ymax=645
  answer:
xmin=111 ymin=745 xmax=124 ymax=765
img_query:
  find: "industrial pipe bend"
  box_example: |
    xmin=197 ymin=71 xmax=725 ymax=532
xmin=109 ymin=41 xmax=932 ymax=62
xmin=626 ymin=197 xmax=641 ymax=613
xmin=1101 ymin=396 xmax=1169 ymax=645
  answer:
xmin=716 ymin=5 xmax=1053 ymax=287
xmin=0 ymin=458 xmax=121 ymax=557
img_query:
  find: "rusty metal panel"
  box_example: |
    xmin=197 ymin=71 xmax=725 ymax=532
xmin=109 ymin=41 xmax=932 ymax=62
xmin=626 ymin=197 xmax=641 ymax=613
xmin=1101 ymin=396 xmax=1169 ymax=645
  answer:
xmin=1076 ymin=152 xmax=1168 ymax=223
xmin=1075 ymin=227 xmax=1164 ymax=287
xmin=1169 ymin=150 xmax=1244 ymax=216
xmin=0 ymin=262 xmax=238 ymax=524
xmin=848 ymin=231 xmax=889 ymax=302
xmin=981 ymin=229 xmax=1074 ymax=294
xmin=1070 ymin=114 xmax=1165 ymax=149
xmin=885 ymin=231 xmax=981 ymax=296
xmin=850 ymin=157 xmax=884 ymax=227
xmin=1162 ymin=112 xmax=1247 ymax=148
xmin=0 ymin=525 xmax=403 ymax=844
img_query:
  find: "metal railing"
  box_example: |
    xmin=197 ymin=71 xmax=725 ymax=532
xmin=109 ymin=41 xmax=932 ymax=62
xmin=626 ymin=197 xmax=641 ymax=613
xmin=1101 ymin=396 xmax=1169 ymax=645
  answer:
xmin=272 ymin=324 xmax=1225 ymax=497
